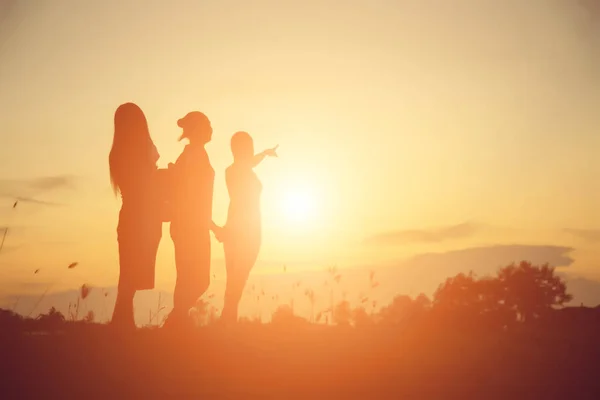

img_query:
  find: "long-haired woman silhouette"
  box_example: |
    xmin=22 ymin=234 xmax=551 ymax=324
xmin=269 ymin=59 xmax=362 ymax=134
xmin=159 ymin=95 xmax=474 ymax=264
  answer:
xmin=215 ymin=132 xmax=277 ymax=324
xmin=109 ymin=102 xmax=162 ymax=330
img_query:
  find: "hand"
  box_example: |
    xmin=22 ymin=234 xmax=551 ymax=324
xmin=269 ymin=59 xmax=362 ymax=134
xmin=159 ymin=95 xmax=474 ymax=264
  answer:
xmin=211 ymin=223 xmax=225 ymax=243
xmin=214 ymin=229 xmax=225 ymax=243
xmin=263 ymin=145 xmax=279 ymax=158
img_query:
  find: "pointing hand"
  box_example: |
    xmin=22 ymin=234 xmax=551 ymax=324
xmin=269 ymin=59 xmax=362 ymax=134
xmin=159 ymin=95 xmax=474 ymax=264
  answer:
xmin=264 ymin=145 xmax=279 ymax=158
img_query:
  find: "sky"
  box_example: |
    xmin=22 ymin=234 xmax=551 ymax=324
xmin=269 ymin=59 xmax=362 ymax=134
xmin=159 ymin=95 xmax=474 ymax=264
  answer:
xmin=0 ymin=0 xmax=598 ymax=322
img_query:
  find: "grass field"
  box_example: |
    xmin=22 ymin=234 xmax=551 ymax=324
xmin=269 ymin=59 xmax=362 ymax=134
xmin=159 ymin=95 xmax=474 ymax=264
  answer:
xmin=2 ymin=320 xmax=600 ymax=399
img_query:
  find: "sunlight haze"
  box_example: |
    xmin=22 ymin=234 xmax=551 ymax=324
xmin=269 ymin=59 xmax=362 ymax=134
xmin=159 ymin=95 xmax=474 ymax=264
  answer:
xmin=0 ymin=0 xmax=598 ymax=321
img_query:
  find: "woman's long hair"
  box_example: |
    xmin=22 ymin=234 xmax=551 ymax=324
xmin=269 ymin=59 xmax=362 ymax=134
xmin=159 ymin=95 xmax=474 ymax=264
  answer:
xmin=109 ymin=103 xmax=159 ymax=195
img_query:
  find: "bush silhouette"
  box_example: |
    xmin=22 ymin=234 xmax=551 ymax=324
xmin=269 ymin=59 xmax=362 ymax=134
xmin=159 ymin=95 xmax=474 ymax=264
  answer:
xmin=432 ymin=261 xmax=572 ymax=330
xmin=36 ymin=307 xmax=66 ymax=331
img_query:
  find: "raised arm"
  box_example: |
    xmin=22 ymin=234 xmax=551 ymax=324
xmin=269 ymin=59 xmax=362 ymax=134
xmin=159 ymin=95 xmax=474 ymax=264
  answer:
xmin=251 ymin=152 xmax=268 ymax=168
xmin=251 ymin=145 xmax=278 ymax=168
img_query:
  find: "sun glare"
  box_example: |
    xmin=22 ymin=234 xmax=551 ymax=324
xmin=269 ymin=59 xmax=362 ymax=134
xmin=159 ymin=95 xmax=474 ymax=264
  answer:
xmin=281 ymin=187 xmax=317 ymax=225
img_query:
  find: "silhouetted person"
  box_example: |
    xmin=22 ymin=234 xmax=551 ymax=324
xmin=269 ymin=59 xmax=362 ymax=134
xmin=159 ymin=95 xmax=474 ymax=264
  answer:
xmin=214 ymin=132 xmax=278 ymax=324
xmin=109 ymin=102 xmax=162 ymax=330
xmin=163 ymin=111 xmax=215 ymax=329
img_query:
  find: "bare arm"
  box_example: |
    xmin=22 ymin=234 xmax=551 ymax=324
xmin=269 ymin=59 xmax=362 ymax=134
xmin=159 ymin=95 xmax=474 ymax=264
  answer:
xmin=210 ymin=169 xmax=235 ymax=243
xmin=251 ymin=151 xmax=268 ymax=168
xmin=251 ymin=145 xmax=278 ymax=168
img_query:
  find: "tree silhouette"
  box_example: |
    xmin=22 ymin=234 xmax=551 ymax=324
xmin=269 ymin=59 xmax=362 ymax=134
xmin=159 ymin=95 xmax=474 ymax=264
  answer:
xmin=433 ymin=261 xmax=572 ymax=329
xmin=497 ymin=261 xmax=572 ymax=322
xmin=36 ymin=307 xmax=66 ymax=331
xmin=271 ymin=304 xmax=308 ymax=327
xmin=333 ymin=300 xmax=352 ymax=326
xmin=433 ymin=272 xmax=487 ymax=326
xmin=0 ymin=308 xmax=23 ymax=330
xmin=351 ymin=306 xmax=373 ymax=328
xmin=378 ymin=294 xmax=431 ymax=327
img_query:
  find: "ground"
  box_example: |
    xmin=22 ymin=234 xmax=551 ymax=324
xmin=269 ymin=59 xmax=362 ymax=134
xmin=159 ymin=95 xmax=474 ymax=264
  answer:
xmin=2 ymin=322 xmax=600 ymax=399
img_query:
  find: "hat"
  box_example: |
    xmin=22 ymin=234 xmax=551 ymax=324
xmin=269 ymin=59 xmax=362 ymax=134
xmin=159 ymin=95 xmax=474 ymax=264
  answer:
xmin=177 ymin=111 xmax=210 ymax=129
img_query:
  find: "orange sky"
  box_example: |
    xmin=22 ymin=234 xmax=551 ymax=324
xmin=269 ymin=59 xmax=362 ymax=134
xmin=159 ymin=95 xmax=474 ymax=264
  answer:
xmin=0 ymin=1 xmax=599 ymax=320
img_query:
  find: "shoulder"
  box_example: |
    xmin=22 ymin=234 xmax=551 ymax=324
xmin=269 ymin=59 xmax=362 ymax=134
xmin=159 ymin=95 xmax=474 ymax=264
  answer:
xmin=189 ymin=143 xmax=208 ymax=156
xmin=226 ymin=164 xmax=247 ymax=183
xmin=193 ymin=146 xmax=211 ymax=168
xmin=225 ymin=165 xmax=236 ymax=180
xmin=176 ymin=145 xmax=210 ymax=165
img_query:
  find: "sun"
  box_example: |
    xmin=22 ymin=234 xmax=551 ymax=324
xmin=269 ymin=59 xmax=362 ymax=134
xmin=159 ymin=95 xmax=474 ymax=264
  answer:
xmin=280 ymin=187 xmax=317 ymax=225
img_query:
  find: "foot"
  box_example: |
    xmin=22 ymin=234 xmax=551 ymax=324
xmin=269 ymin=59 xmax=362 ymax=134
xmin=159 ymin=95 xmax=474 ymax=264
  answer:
xmin=108 ymin=317 xmax=136 ymax=335
xmin=162 ymin=311 xmax=195 ymax=332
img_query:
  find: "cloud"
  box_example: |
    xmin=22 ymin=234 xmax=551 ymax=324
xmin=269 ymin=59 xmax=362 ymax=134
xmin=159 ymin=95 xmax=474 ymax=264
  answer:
xmin=0 ymin=174 xmax=76 ymax=207
xmin=0 ymin=195 xmax=64 ymax=208
xmin=7 ymin=281 xmax=52 ymax=293
xmin=400 ymin=244 xmax=575 ymax=273
xmin=13 ymin=196 xmax=63 ymax=207
xmin=0 ymin=225 xmax=27 ymax=237
xmin=27 ymin=175 xmax=76 ymax=191
xmin=0 ymin=174 xmax=77 ymax=193
xmin=0 ymin=244 xmax=22 ymax=255
xmin=364 ymin=222 xmax=482 ymax=246
xmin=564 ymin=228 xmax=600 ymax=243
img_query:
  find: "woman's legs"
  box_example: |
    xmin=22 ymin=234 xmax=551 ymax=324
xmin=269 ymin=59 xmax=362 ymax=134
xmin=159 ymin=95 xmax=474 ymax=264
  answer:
xmin=111 ymin=282 xmax=136 ymax=328
xmin=111 ymin=230 xmax=160 ymax=330
xmin=221 ymin=239 xmax=259 ymax=324
xmin=167 ymin=230 xmax=211 ymax=328
xmin=111 ymin=237 xmax=137 ymax=329
xmin=221 ymin=264 xmax=251 ymax=323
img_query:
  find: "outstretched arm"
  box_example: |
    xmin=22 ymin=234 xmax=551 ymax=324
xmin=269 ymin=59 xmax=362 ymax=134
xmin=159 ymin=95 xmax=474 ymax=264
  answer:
xmin=252 ymin=145 xmax=279 ymax=168
xmin=251 ymin=152 xmax=267 ymax=168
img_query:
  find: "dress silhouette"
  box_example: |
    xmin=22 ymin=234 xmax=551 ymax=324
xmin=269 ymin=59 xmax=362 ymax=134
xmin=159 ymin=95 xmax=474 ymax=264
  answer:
xmin=109 ymin=102 xmax=163 ymax=330
xmin=163 ymin=111 xmax=215 ymax=329
xmin=216 ymin=132 xmax=278 ymax=323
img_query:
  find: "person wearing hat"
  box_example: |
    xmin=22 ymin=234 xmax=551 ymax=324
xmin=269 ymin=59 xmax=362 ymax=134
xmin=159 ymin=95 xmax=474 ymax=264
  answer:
xmin=163 ymin=111 xmax=215 ymax=329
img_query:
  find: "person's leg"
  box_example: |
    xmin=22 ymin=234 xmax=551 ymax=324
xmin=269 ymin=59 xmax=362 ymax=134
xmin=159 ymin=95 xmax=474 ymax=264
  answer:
xmin=169 ymin=237 xmax=190 ymax=324
xmin=112 ymin=281 xmax=135 ymax=327
xmin=138 ymin=225 xmax=162 ymax=291
xmin=113 ymin=228 xmax=162 ymax=328
xmin=221 ymin=241 xmax=240 ymax=323
xmin=111 ymin=238 xmax=136 ymax=329
xmin=190 ymin=235 xmax=211 ymax=306
xmin=168 ymin=232 xmax=211 ymax=327
xmin=222 ymin=268 xmax=251 ymax=324
xmin=180 ymin=235 xmax=211 ymax=312
xmin=221 ymin=239 xmax=259 ymax=323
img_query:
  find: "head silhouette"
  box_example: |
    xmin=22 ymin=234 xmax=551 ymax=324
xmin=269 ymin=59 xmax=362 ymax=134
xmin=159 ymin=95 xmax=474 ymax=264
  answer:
xmin=177 ymin=111 xmax=212 ymax=144
xmin=230 ymin=131 xmax=255 ymax=165
xmin=109 ymin=102 xmax=158 ymax=195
